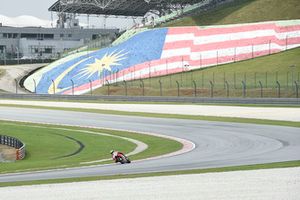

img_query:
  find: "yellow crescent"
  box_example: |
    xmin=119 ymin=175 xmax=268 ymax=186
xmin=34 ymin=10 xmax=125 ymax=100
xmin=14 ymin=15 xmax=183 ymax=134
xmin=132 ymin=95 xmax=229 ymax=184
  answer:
xmin=48 ymin=57 xmax=92 ymax=94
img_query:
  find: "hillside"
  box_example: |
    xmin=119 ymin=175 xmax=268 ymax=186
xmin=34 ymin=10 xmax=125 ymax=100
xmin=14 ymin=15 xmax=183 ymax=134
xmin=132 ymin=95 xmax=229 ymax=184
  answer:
xmin=93 ymin=47 xmax=300 ymax=98
xmin=23 ymin=19 xmax=300 ymax=96
xmin=165 ymin=0 xmax=300 ymax=27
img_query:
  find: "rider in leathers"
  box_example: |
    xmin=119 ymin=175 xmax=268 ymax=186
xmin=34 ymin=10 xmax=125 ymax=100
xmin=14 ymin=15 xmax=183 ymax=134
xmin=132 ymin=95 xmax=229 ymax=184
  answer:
xmin=110 ymin=150 xmax=125 ymax=162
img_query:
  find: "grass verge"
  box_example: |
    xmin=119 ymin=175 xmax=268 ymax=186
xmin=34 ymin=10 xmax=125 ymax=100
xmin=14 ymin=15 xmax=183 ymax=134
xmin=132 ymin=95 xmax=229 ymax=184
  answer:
xmin=165 ymin=0 xmax=300 ymax=27
xmin=0 ymin=120 xmax=182 ymax=174
xmin=1 ymin=160 xmax=299 ymax=187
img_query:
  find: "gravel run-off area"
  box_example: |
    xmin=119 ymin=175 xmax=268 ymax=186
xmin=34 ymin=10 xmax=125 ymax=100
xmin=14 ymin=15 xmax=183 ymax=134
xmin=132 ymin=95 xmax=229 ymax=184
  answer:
xmin=1 ymin=167 xmax=299 ymax=200
xmin=0 ymin=145 xmax=16 ymax=162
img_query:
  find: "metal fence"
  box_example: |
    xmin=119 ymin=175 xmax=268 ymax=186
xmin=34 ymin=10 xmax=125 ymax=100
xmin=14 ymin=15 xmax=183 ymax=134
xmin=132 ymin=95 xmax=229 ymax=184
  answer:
xmin=84 ymin=70 xmax=300 ymax=99
xmin=0 ymin=58 xmax=55 ymax=66
xmin=0 ymin=93 xmax=299 ymax=105
xmin=0 ymin=135 xmax=26 ymax=160
xmin=7 ymin=68 xmax=300 ymax=99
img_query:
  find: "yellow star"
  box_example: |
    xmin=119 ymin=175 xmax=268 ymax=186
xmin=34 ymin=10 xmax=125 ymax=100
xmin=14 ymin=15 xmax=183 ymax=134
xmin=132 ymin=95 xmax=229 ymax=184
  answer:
xmin=78 ymin=50 xmax=127 ymax=79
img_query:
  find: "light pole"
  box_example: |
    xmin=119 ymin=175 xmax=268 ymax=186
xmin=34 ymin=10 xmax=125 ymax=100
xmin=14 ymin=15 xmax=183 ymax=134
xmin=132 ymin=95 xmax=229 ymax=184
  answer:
xmin=16 ymin=47 xmax=20 ymax=65
xmin=71 ymin=79 xmax=74 ymax=95
xmin=106 ymin=80 xmax=110 ymax=96
xmin=51 ymin=80 xmax=55 ymax=95
xmin=15 ymin=79 xmax=18 ymax=94
xmin=89 ymin=80 xmax=93 ymax=95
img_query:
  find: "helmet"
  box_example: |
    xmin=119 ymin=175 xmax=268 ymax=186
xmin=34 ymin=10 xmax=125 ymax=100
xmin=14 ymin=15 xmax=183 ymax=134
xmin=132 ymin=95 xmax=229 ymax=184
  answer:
xmin=110 ymin=150 xmax=114 ymax=154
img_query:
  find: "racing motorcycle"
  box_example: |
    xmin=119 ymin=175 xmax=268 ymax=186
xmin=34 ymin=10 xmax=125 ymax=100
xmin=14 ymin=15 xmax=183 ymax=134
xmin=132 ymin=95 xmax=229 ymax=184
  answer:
xmin=114 ymin=152 xmax=131 ymax=164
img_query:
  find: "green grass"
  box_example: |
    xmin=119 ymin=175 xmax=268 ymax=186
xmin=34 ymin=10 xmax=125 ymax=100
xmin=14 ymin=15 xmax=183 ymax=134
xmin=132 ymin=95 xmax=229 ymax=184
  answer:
xmin=0 ymin=120 xmax=182 ymax=174
xmin=93 ymin=47 xmax=300 ymax=98
xmin=164 ymin=0 xmax=300 ymax=27
xmin=1 ymin=160 xmax=299 ymax=187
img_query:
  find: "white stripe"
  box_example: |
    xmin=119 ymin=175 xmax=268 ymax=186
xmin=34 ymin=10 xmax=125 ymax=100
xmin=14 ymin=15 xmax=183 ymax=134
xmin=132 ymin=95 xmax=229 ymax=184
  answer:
xmin=161 ymin=48 xmax=191 ymax=58
xmin=286 ymin=30 xmax=300 ymax=38
xmin=287 ymin=44 xmax=300 ymax=49
xmin=194 ymin=30 xmax=271 ymax=45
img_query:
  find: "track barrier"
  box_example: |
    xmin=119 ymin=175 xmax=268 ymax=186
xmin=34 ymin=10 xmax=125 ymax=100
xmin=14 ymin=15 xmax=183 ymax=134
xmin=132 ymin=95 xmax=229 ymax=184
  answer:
xmin=0 ymin=135 xmax=25 ymax=160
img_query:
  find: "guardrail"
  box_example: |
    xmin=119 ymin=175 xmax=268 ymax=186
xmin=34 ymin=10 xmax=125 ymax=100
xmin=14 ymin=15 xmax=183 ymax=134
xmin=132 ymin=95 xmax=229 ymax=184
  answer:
xmin=0 ymin=135 xmax=25 ymax=160
xmin=0 ymin=93 xmax=299 ymax=105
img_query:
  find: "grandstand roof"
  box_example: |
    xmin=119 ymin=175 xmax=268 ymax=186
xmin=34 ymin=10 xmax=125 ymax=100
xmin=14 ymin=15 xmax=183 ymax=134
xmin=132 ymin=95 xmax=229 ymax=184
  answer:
xmin=49 ymin=0 xmax=205 ymax=17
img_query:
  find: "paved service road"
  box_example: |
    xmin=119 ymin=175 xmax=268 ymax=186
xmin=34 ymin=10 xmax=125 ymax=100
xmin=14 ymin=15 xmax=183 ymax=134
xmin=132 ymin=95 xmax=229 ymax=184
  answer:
xmin=0 ymin=107 xmax=300 ymax=183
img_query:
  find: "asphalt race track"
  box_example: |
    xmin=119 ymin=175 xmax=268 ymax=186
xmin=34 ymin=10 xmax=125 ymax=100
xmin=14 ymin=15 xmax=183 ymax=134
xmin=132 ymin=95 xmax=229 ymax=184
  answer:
xmin=0 ymin=107 xmax=300 ymax=183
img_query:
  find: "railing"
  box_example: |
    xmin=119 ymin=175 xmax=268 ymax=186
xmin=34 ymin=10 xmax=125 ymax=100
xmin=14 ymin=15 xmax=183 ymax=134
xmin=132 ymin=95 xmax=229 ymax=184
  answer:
xmin=0 ymin=135 xmax=26 ymax=160
xmin=112 ymin=28 xmax=148 ymax=46
xmin=0 ymin=93 xmax=299 ymax=105
xmin=112 ymin=1 xmax=217 ymax=44
xmin=138 ymin=0 xmax=231 ymax=27
xmin=0 ymin=58 xmax=55 ymax=66
xmin=62 ymin=34 xmax=115 ymax=57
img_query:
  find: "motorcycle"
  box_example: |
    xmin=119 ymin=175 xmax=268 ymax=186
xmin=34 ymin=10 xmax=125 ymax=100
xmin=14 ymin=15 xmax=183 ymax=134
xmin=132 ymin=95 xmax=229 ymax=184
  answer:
xmin=115 ymin=153 xmax=131 ymax=164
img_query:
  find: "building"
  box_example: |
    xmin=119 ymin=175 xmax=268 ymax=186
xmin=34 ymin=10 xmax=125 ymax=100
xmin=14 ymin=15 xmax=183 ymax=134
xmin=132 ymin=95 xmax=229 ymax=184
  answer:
xmin=0 ymin=22 xmax=118 ymax=60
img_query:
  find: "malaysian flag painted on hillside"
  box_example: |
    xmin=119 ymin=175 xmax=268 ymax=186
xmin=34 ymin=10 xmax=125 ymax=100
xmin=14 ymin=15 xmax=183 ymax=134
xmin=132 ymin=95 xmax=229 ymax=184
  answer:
xmin=24 ymin=20 xmax=300 ymax=95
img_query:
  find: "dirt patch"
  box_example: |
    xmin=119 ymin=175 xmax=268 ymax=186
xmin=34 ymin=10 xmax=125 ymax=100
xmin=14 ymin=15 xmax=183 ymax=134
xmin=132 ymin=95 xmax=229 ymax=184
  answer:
xmin=0 ymin=69 xmax=5 ymax=78
xmin=0 ymin=145 xmax=16 ymax=162
xmin=0 ymin=64 xmax=45 ymax=94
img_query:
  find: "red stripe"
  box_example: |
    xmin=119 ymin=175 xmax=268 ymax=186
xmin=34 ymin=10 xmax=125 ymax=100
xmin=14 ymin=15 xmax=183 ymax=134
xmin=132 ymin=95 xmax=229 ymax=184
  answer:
xmin=280 ymin=25 xmax=300 ymax=32
xmin=167 ymin=26 xmax=199 ymax=34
